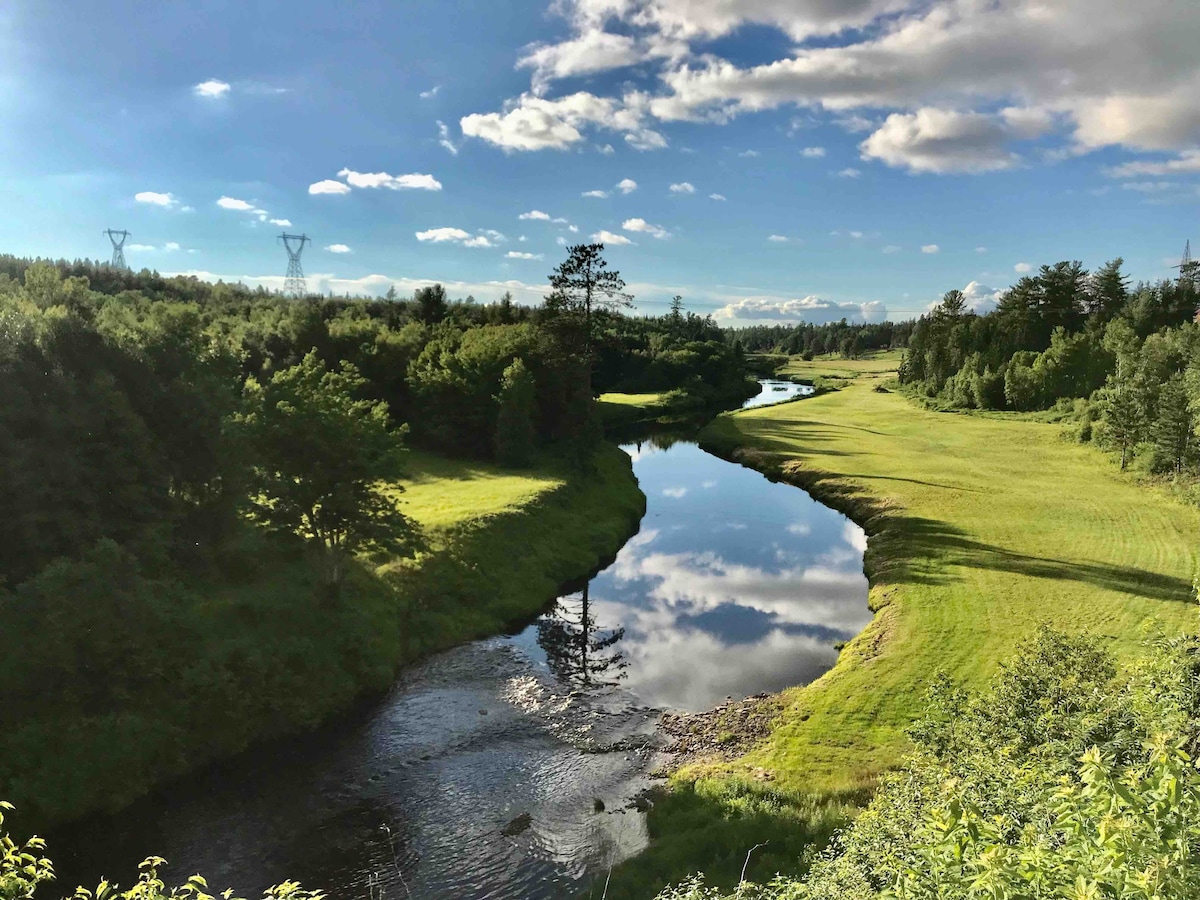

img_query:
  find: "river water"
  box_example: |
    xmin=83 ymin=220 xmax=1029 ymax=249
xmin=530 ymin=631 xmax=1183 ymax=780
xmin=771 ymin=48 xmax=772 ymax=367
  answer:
xmin=51 ymin=380 xmax=871 ymax=900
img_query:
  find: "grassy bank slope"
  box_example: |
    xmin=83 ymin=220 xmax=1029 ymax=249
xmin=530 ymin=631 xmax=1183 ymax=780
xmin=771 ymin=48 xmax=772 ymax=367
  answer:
xmin=2 ymin=445 xmax=644 ymax=828
xmin=609 ymin=355 xmax=1198 ymax=896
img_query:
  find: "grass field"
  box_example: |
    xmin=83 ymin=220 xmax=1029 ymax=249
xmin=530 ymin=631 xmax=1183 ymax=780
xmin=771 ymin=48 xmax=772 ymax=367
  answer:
xmin=607 ymin=351 xmax=1199 ymax=896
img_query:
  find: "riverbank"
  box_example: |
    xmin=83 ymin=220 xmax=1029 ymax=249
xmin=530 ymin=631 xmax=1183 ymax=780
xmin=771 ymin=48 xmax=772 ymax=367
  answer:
xmin=606 ymin=352 xmax=1199 ymax=897
xmin=2 ymin=443 xmax=644 ymax=830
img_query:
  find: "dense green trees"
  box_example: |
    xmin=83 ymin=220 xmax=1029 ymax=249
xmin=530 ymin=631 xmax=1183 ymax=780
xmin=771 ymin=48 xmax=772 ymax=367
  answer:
xmin=657 ymin=628 xmax=1200 ymax=899
xmin=727 ymin=319 xmax=911 ymax=358
xmin=494 ymin=358 xmax=537 ymax=467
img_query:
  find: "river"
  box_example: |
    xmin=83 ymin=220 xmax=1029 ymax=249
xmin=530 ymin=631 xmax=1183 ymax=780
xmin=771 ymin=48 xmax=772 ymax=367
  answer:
xmin=51 ymin=379 xmax=871 ymax=900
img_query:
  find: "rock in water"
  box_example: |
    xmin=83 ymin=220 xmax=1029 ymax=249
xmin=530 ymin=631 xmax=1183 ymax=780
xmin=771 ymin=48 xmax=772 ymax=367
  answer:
xmin=501 ymin=812 xmax=532 ymax=837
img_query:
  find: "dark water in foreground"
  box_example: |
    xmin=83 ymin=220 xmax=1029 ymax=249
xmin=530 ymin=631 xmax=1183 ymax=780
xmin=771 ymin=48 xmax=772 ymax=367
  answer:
xmin=52 ymin=380 xmax=869 ymax=900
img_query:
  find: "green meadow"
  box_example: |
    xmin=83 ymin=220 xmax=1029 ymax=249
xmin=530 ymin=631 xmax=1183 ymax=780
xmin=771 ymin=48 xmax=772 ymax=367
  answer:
xmin=606 ymin=352 xmax=1199 ymax=896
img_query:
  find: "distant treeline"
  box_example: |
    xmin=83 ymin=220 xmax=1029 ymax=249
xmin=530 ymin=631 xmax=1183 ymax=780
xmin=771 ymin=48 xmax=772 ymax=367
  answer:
xmin=901 ymin=258 xmax=1200 ymax=476
xmin=725 ymin=319 xmax=914 ymax=358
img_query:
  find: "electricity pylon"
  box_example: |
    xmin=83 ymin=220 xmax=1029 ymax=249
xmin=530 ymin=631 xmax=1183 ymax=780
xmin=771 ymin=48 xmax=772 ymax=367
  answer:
xmin=279 ymin=233 xmax=310 ymax=298
xmin=104 ymin=229 xmax=131 ymax=270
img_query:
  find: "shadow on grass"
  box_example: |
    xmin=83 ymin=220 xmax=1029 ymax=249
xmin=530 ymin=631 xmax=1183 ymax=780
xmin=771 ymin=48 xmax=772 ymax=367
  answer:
xmin=599 ymin=780 xmax=867 ymax=900
xmin=722 ymin=448 xmax=1194 ymax=604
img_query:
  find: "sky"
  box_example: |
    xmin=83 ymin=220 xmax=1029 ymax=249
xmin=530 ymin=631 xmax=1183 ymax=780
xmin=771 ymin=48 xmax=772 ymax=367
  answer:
xmin=2 ymin=0 xmax=1200 ymax=324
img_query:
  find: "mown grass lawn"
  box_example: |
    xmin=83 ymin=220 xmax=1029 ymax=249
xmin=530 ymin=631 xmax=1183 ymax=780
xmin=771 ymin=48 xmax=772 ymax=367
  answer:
xmin=607 ymin=352 xmax=1199 ymax=897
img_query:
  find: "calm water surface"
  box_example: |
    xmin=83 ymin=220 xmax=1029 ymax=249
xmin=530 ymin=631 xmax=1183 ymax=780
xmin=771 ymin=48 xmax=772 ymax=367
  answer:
xmin=52 ymin=380 xmax=869 ymax=900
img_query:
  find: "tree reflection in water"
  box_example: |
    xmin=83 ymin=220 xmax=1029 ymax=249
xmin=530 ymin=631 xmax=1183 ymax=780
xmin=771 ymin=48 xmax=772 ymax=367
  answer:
xmin=536 ymin=582 xmax=628 ymax=686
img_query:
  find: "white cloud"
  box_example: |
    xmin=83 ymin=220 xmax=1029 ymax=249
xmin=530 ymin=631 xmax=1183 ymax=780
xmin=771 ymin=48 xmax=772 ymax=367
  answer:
xmin=308 ymin=180 xmax=352 ymax=195
xmin=921 ymin=244 xmax=940 ymax=254
xmin=519 ymin=210 xmax=551 ymax=220
xmin=622 ymin=217 xmax=670 ymax=239
xmin=217 ymin=196 xmax=269 ymax=220
xmin=127 ymin=244 xmax=155 ymax=251
xmin=738 ymin=149 xmax=760 ymax=157
xmin=506 ymin=251 xmax=544 ymax=260
xmin=557 ymin=236 xmax=569 ymax=246
xmin=336 ymin=169 xmax=443 ymax=191
xmin=437 ymin=121 xmax=459 ymax=155
xmin=616 ymin=178 xmax=638 ymax=193
xmin=415 ymin=227 xmax=497 ymax=248
xmin=837 ymin=168 xmax=861 ymax=178
xmin=800 ymin=146 xmax=826 ymax=158
xmin=718 ymin=295 xmax=887 ymax=324
xmin=592 ymin=229 xmax=633 ymax=245
xmin=859 ymin=108 xmax=1022 ymax=174
xmin=519 ymin=235 xmax=528 ymax=241
xmin=325 ymin=244 xmax=352 ymax=253
xmin=491 ymin=0 xmax=1200 ymax=173
xmin=419 ymin=85 xmax=441 ymax=99
xmin=669 ymin=181 xmax=695 ymax=193
xmin=135 ymin=191 xmax=176 ymax=207
xmin=960 ymin=280 xmax=1002 ymax=314
xmin=662 ymin=487 xmax=688 ymax=498
xmin=1105 ymin=149 xmax=1200 ymax=178
xmin=882 ymin=245 xmax=901 ymax=253
xmin=975 ymin=246 xmax=987 ymax=253
xmin=270 ymin=218 xmax=292 ymax=227
xmin=709 ymin=192 xmax=727 ymax=201
xmin=597 ymin=143 xmax=616 ymax=154
xmin=583 ymin=189 xmax=610 ymax=198
xmin=1015 ymin=262 xmax=1033 ymax=273
xmin=193 ymin=79 xmax=230 ymax=99
xmin=416 ymin=227 xmax=472 ymax=243
xmin=767 ymin=234 xmax=790 ymax=243
xmin=164 ymin=242 xmax=181 ymax=251
xmin=461 ymin=90 xmax=667 ymax=152
xmin=1121 ymin=180 xmax=1179 ymax=192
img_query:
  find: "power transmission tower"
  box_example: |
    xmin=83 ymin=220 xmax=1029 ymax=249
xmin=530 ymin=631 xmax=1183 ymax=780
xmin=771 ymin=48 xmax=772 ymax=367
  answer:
xmin=1177 ymin=240 xmax=1199 ymax=286
xmin=279 ymin=233 xmax=310 ymax=298
xmin=104 ymin=229 xmax=131 ymax=270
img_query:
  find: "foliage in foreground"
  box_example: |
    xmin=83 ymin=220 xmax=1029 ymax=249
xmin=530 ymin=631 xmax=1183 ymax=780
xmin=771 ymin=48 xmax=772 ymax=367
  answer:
xmin=655 ymin=628 xmax=1200 ymax=899
xmin=0 ymin=802 xmax=321 ymax=900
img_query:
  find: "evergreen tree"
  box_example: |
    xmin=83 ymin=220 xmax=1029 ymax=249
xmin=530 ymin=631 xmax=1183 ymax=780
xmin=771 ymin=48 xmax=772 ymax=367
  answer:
xmin=545 ymin=243 xmax=633 ymax=366
xmin=1086 ymin=258 xmax=1129 ymax=323
xmin=1100 ymin=369 xmax=1148 ymax=470
xmin=1151 ymin=374 xmax=1193 ymax=474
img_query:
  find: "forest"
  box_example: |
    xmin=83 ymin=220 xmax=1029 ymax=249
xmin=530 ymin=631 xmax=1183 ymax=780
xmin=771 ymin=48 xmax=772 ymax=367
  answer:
xmin=0 ymin=245 xmax=749 ymax=828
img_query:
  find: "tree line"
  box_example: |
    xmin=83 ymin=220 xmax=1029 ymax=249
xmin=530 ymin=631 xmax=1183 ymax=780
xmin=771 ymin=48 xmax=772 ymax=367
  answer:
xmin=900 ymin=258 xmax=1200 ymax=475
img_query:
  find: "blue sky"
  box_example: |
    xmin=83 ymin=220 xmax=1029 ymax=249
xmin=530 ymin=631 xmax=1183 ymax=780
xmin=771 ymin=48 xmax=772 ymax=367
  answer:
xmin=2 ymin=0 xmax=1199 ymax=323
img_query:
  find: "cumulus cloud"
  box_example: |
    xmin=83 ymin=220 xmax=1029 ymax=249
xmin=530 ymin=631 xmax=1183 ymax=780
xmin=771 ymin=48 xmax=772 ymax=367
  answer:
xmin=597 ymin=143 xmax=616 ymax=154
xmin=583 ymin=189 xmax=610 ymax=198
xmin=419 ymin=85 xmax=441 ymax=99
xmin=738 ymin=149 xmax=760 ymax=157
xmin=468 ymin=0 xmax=1200 ymax=173
xmin=325 ymin=244 xmax=351 ymax=253
xmin=308 ymin=180 xmax=352 ymax=195
xmin=617 ymin=178 xmax=638 ymax=193
xmin=801 ymin=146 xmax=826 ymax=158
xmin=506 ymin=251 xmax=545 ymax=260
xmin=709 ymin=192 xmax=727 ymax=200
xmin=1015 ymin=262 xmax=1033 ymax=273
xmin=669 ymin=181 xmax=695 ymax=193
xmin=164 ymin=242 xmax=181 ymax=251
xmin=415 ymin=227 xmax=472 ymax=243
xmin=718 ymin=295 xmax=887 ymax=324
xmin=592 ymin=229 xmax=633 ymax=245
xmin=270 ymin=218 xmax=292 ymax=227
xmin=519 ymin=209 xmax=552 ymax=220
xmin=336 ymin=169 xmax=443 ymax=191
xmin=623 ymin=217 xmax=670 ymax=239
xmin=859 ymin=108 xmax=1022 ymax=174
xmin=882 ymin=245 xmax=901 ymax=253
xmin=767 ymin=234 xmax=790 ymax=243
xmin=921 ymin=244 xmax=940 ymax=254
xmin=837 ymin=167 xmax=861 ymax=178
xmin=193 ymin=79 xmax=230 ymax=98
xmin=975 ymin=246 xmax=987 ymax=253
xmin=127 ymin=243 xmax=155 ymax=251
xmin=135 ymin=191 xmax=177 ymax=207
xmin=460 ymin=90 xmax=667 ymax=152
xmin=960 ymin=281 xmax=1002 ymax=314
